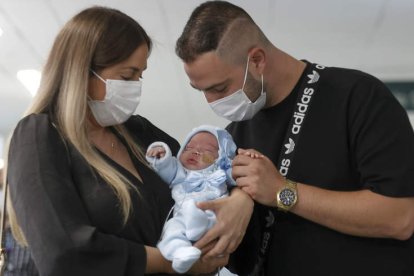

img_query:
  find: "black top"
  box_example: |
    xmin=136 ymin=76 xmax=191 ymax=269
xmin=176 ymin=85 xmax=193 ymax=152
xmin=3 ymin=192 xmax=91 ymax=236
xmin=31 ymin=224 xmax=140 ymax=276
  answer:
xmin=7 ymin=113 xmax=180 ymax=276
xmin=227 ymin=62 xmax=414 ymax=276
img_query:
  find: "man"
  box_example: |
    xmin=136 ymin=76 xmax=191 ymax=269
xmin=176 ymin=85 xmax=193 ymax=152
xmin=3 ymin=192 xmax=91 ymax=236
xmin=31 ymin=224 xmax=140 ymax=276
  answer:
xmin=175 ymin=1 xmax=414 ymax=275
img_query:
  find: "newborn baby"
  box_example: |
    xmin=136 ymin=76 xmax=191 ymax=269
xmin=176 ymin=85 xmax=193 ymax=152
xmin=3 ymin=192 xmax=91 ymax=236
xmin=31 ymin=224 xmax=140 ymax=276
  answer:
xmin=146 ymin=125 xmax=236 ymax=273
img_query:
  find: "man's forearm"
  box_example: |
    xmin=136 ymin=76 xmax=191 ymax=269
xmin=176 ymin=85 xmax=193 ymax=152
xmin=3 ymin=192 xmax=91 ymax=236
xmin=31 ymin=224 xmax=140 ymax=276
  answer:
xmin=291 ymin=184 xmax=414 ymax=240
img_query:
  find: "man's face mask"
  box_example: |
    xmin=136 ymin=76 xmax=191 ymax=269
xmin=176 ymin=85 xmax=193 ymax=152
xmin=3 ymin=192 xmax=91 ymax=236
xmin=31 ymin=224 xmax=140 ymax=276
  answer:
xmin=208 ymin=56 xmax=266 ymax=121
xmin=88 ymin=70 xmax=142 ymax=127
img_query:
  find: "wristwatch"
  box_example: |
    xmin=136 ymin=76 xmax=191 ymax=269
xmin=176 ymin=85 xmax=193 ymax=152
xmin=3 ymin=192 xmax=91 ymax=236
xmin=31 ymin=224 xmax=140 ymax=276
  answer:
xmin=276 ymin=179 xmax=298 ymax=211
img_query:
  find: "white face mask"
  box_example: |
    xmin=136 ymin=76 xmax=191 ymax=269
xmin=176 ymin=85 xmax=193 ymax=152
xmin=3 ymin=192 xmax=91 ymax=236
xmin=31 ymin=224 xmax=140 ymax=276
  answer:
xmin=208 ymin=56 xmax=266 ymax=121
xmin=88 ymin=70 xmax=142 ymax=127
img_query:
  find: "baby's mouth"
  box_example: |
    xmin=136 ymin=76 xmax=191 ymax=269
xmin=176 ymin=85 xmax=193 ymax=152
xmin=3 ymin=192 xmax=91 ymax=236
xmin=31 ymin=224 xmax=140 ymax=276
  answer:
xmin=187 ymin=158 xmax=199 ymax=165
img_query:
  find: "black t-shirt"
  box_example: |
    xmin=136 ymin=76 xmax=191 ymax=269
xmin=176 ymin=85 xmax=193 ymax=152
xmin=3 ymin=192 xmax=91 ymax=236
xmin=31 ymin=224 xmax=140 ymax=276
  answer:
xmin=8 ymin=114 xmax=181 ymax=276
xmin=227 ymin=62 xmax=414 ymax=275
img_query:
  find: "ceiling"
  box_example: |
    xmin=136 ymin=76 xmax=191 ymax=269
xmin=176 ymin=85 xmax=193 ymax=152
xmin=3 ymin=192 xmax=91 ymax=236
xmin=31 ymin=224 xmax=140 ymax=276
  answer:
xmin=0 ymin=0 xmax=414 ymax=145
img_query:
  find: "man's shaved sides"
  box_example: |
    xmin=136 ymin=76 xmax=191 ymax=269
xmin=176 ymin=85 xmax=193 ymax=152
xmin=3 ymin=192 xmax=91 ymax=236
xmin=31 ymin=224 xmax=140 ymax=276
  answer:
xmin=216 ymin=18 xmax=271 ymax=65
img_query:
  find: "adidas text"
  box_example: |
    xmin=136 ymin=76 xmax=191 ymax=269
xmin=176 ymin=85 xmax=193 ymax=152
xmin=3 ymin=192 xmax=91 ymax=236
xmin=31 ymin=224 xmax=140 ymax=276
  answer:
xmin=292 ymin=88 xmax=314 ymax=134
xmin=280 ymin=158 xmax=291 ymax=176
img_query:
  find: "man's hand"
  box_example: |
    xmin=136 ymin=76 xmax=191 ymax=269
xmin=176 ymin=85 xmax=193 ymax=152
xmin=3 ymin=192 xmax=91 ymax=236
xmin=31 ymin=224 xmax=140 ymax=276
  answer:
xmin=194 ymin=188 xmax=254 ymax=258
xmin=233 ymin=148 xmax=285 ymax=206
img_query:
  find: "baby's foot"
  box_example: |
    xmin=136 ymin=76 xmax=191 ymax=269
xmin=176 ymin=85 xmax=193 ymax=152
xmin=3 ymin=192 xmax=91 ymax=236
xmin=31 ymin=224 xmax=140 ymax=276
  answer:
xmin=172 ymin=246 xmax=201 ymax=273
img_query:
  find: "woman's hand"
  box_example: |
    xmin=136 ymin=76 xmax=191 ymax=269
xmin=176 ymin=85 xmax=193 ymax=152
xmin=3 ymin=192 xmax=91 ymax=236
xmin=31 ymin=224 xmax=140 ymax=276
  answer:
xmin=194 ymin=188 xmax=254 ymax=258
xmin=145 ymin=246 xmax=175 ymax=274
xmin=187 ymin=254 xmax=229 ymax=275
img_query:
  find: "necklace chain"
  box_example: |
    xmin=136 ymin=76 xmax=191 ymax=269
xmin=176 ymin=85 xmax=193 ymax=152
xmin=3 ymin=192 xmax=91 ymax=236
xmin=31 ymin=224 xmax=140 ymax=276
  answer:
xmin=110 ymin=138 xmax=116 ymax=156
xmin=90 ymin=128 xmax=117 ymax=156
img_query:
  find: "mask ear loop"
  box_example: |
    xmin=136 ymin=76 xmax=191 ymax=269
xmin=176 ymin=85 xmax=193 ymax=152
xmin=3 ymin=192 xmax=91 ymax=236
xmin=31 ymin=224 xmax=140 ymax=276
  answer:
xmin=88 ymin=70 xmax=108 ymax=102
xmin=241 ymin=56 xmax=250 ymax=91
xmin=90 ymin=69 xmax=107 ymax=83
xmin=260 ymin=74 xmax=264 ymax=94
xmin=243 ymin=55 xmax=265 ymax=99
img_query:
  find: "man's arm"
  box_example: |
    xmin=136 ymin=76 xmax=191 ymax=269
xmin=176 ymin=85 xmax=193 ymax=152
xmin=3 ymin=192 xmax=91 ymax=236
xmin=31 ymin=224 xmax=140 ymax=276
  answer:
xmin=294 ymin=184 xmax=414 ymax=240
xmin=233 ymin=150 xmax=414 ymax=240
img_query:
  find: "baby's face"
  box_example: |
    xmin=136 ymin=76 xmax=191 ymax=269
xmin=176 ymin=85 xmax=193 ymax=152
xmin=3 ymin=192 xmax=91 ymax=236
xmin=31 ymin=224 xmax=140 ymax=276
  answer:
xmin=179 ymin=132 xmax=219 ymax=170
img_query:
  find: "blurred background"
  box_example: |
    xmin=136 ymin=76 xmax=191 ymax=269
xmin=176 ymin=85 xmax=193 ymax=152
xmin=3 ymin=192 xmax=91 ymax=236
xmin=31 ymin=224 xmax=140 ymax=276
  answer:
xmin=1 ymin=0 xmax=414 ymax=161
xmin=0 ymin=1 xmax=413 ymax=275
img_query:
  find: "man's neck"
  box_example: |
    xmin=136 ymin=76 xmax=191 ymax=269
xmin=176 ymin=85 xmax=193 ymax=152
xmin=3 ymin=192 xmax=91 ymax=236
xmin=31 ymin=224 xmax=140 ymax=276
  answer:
xmin=264 ymin=48 xmax=306 ymax=107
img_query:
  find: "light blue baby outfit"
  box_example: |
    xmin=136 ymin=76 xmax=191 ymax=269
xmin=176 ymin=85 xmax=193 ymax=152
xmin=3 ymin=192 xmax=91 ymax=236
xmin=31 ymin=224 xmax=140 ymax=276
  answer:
xmin=146 ymin=125 xmax=237 ymax=273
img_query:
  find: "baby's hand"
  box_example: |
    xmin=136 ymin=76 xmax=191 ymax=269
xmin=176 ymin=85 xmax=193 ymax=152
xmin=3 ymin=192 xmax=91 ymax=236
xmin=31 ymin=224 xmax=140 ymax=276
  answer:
xmin=147 ymin=146 xmax=166 ymax=158
xmin=238 ymin=148 xmax=265 ymax=159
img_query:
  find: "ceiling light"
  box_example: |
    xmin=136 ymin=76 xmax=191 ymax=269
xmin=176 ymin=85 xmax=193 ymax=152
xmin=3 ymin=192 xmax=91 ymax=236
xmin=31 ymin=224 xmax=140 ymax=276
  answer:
xmin=17 ymin=69 xmax=41 ymax=97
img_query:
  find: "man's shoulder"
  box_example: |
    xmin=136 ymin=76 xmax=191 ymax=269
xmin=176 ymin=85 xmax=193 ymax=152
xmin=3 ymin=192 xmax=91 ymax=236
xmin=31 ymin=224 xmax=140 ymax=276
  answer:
xmin=322 ymin=65 xmax=384 ymax=88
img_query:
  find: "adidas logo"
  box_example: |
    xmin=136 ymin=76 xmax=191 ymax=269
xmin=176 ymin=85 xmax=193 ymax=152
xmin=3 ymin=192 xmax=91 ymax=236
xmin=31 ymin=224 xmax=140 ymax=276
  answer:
xmin=284 ymin=138 xmax=295 ymax=154
xmin=265 ymin=210 xmax=274 ymax=227
xmin=307 ymin=70 xmax=319 ymax=84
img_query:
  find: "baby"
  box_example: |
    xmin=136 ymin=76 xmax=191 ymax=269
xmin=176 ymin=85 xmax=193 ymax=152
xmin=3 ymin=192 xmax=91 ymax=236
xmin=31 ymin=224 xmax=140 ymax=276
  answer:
xmin=146 ymin=125 xmax=237 ymax=273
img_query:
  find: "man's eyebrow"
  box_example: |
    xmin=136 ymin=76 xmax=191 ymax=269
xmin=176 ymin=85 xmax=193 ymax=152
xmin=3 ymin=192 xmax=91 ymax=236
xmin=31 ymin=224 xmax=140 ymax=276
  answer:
xmin=190 ymin=80 xmax=228 ymax=92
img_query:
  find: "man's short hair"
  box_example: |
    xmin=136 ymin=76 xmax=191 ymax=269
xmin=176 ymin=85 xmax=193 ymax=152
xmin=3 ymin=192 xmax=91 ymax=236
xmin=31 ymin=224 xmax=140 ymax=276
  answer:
xmin=176 ymin=1 xmax=259 ymax=63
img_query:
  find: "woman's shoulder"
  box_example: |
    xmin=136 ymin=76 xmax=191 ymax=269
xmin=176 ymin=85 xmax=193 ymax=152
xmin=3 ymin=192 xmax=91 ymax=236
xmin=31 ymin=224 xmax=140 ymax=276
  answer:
xmin=13 ymin=113 xmax=53 ymax=134
xmin=125 ymin=114 xmax=153 ymax=129
xmin=11 ymin=113 xmax=60 ymax=146
xmin=125 ymin=115 xmax=180 ymax=154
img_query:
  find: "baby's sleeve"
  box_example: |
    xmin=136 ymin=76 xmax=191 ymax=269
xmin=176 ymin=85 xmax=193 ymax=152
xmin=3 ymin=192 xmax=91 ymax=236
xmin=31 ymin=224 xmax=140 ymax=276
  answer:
xmin=146 ymin=141 xmax=179 ymax=185
xmin=219 ymin=158 xmax=236 ymax=186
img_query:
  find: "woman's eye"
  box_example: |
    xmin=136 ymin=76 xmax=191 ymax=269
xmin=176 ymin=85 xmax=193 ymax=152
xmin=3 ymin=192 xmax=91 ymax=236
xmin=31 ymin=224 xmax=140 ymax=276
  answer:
xmin=121 ymin=74 xmax=143 ymax=81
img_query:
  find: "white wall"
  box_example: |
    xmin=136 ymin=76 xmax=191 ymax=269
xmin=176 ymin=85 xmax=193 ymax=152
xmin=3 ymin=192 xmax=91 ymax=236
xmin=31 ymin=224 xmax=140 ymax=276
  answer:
xmin=0 ymin=135 xmax=4 ymax=169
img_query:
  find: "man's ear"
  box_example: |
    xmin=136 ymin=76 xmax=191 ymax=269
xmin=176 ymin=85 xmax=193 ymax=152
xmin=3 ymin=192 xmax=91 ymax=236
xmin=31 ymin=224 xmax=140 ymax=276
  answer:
xmin=248 ymin=47 xmax=266 ymax=76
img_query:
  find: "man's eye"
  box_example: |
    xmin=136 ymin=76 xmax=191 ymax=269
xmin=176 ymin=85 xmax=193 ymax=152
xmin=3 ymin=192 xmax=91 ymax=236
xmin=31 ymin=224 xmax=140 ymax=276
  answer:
xmin=214 ymin=87 xmax=227 ymax=93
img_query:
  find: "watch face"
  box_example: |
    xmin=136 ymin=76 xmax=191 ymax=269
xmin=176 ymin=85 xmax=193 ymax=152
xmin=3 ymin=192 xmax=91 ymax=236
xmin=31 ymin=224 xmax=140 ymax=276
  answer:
xmin=279 ymin=188 xmax=296 ymax=206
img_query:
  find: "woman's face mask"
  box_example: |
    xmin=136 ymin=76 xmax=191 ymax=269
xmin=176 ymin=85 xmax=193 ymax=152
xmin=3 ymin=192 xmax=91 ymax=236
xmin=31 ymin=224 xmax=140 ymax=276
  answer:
xmin=88 ymin=70 xmax=142 ymax=127
xmin=208 ymin=56 xmax=266 ymax=121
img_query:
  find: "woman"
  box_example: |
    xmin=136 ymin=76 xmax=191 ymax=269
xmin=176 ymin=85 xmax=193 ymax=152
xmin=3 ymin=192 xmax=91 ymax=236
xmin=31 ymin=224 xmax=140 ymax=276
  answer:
xmin=3 ymin=7 xmax=247 ymax=275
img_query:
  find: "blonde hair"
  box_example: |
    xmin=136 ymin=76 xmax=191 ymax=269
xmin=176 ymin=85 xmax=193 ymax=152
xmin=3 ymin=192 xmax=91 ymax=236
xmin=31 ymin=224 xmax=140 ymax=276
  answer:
xmin=4 ymin=7 xmax=152 ymax=245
